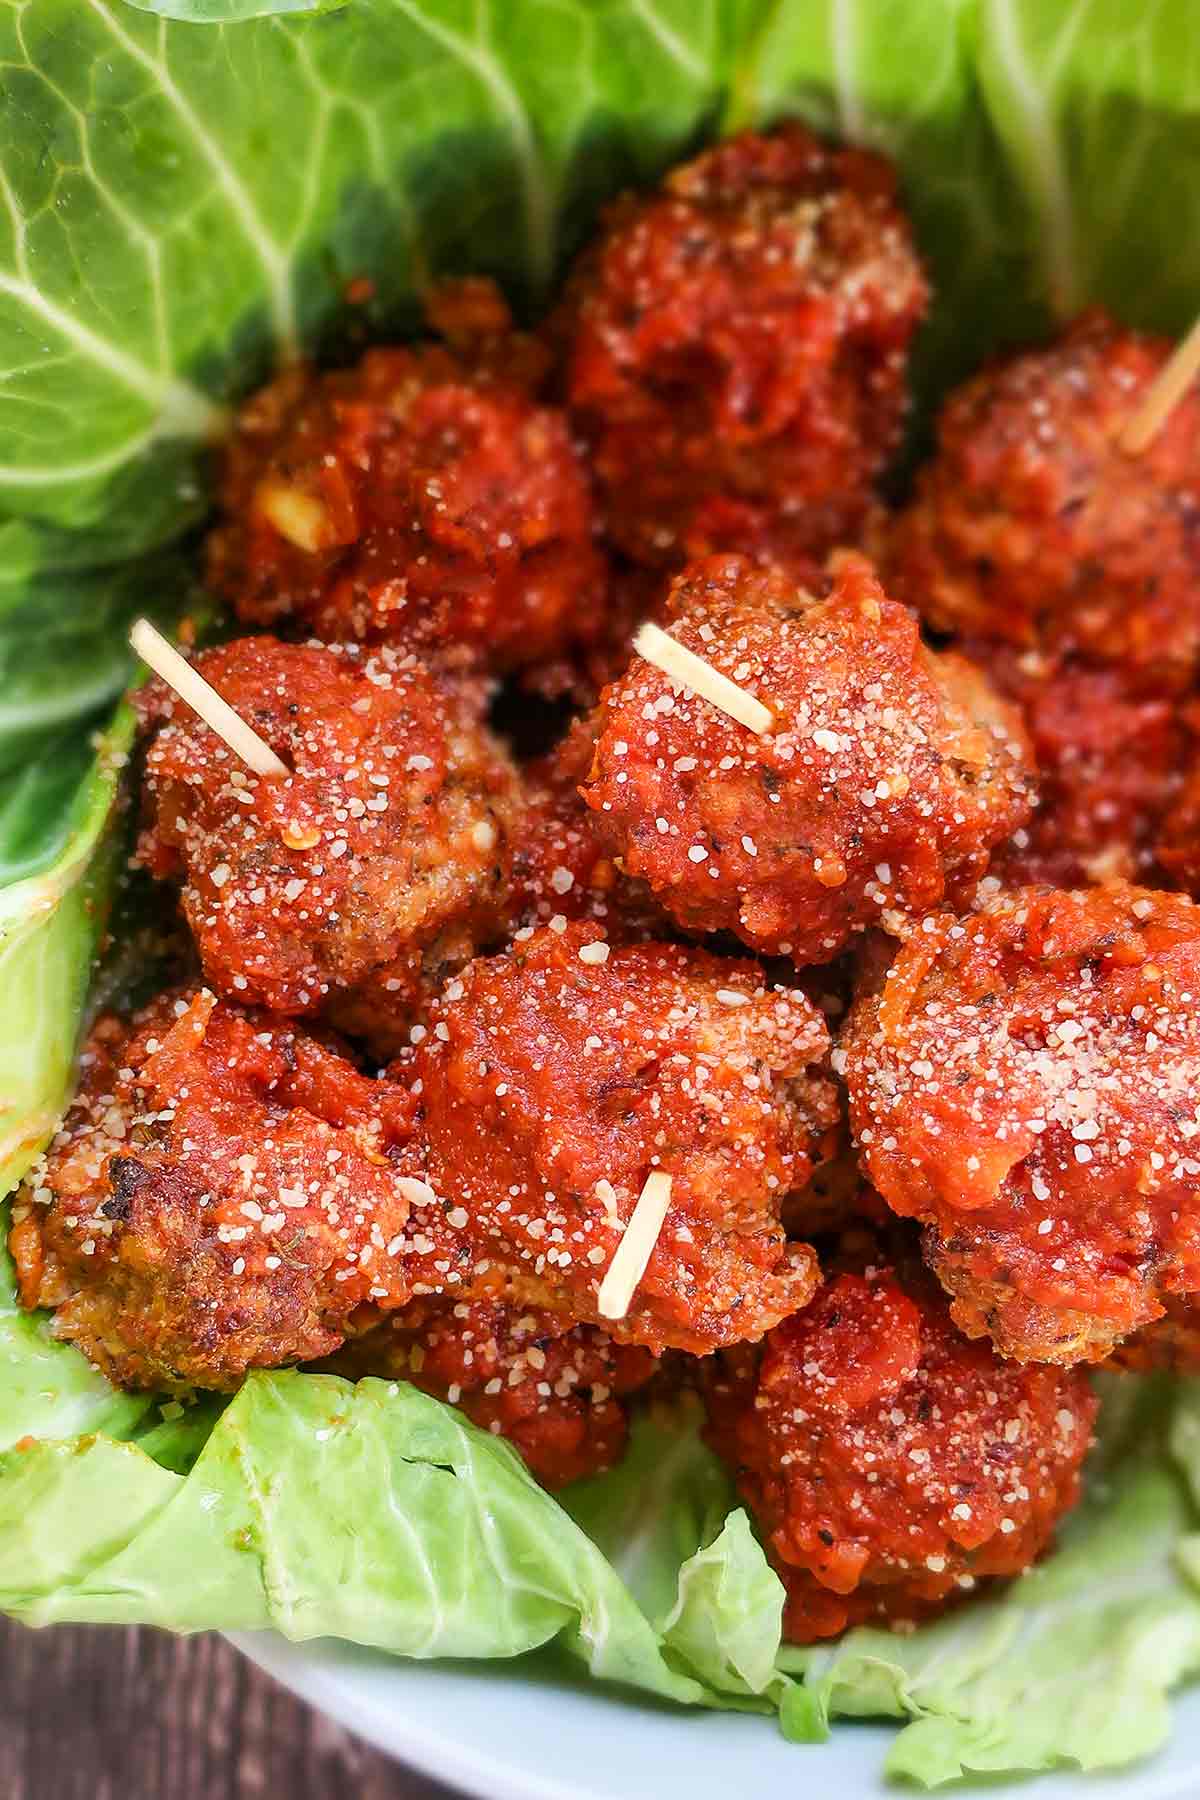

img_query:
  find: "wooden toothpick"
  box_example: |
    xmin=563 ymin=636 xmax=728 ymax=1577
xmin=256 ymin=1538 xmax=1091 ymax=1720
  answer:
xmin=129 ymin=619 xmax=288 ymax=779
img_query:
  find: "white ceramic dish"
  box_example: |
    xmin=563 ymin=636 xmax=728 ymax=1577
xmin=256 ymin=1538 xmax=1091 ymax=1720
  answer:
xmin=233 ymin=1630 xmax=1200 ymax=1799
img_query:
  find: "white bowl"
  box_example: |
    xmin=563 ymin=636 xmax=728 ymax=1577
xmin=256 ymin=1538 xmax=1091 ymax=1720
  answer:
xmin=233 ymin=1630 xmax=1200 ymax=1799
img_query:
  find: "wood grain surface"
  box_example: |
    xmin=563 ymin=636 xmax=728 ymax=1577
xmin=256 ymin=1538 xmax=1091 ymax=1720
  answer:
xmin=0 ymin=1619 xmax=463 ymax=1800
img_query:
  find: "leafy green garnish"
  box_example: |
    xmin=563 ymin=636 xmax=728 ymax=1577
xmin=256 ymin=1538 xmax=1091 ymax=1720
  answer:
xmin=662 ymin=1509 xmax=796 ymax=1716
xmin=576 ymin=1385 xmax=1200 ymax=1781
xmin=0 ymin=550 xmax=196 ymax=783
xmin=0 ymin=736 xmax=101 ymax=886
xmin=561 ymin=1396 xmax=735 ymax=1626
xmin=0 ymin=707 xmax=132 ymax=1194
xmin=0 ymin=701 xmax=157 ymax=1448
xmin=0 ymin=1370 xmax=702 ymax=1701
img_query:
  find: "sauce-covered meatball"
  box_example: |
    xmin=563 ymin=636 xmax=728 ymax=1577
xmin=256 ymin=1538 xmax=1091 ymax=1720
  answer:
xmin=703 ymin=1256 xmax=1096 ymax=1640
xmin=207 ymin=287 xmax=607 ymax=674
xmin=135 ymin=636 xmax=520 ymax=1052
xmin=581 ymin=554 xmax=1032 ymax=963
xmin=843 ymin=884 xmax=1200 ymax=1363
xmin=396 ymin=923 xmax=839 ymax=1354
xmin=889 ymin=312 xmax=1200 ymax=687
xmin=974 ymin=649 xmax=1187 ymax=888
xmin=7 ymin=990 xmax=456 ymax=1393
xmin=335 ymin=1296 xmax=657 ymax=1487
xmin=554 ymin=125 xmax=927 ymax=571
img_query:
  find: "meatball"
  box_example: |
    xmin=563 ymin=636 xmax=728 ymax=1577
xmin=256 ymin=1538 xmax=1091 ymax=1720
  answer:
xmin=506 ymin=719 xmax=669 ymax=942
xmin=7 ymin=990 xmax=460 ymax=1393
xmin=974 ymin=647 xmax=1187 ymax=888
xmin=206 ymin=290 xmax=607 ymax=674
xmin=888 ymin=312 xmax=1200 ymax=687
xmin=580 ymin=554 xmax=1032 ymax=963
xmin=554 ymin=125 xmax=928 ymax=571
xmin=396 ymin=923 xmax=839 ymax=1355
xmin=843 ymin=883 xmax=1200 ymax=1363
xmin=134 ymin=636 xmax=520 ymax=1052
xmin=334 ymin=1296 xmax=657 ymax=1488
xmin=703 ymin=1256 xmax=1096 ymax=1641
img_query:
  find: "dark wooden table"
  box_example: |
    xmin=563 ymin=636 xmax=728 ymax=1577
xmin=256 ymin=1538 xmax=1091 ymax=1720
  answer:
xmin=1 ymin=1619 xmax=463 ymax=1799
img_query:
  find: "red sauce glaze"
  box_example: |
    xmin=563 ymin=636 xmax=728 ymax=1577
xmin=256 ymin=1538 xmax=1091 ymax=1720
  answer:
xmin=580 ymin=554 xmax=1032 ymax=962
xmin=206 ymin=286 xmax=608 ymax=675
xmin=888 ymin=312 xmax=1200 ymax=688
xmin=553 ymin=126 xmax=927 ymax=572
xmin=505 ymin=718 xmax=670 ymax=941
xmin=967 ymin=646 xmax=1189 ymax=888
xmin=134 ymin=636 xmax=520 ymax=1053
xmin=7 ymin=991 xmax=463 ymax=1393
xmin=395 ymin=923 xmax=838 ymax=1354
xmin=842 ymin=884 xmax=1200 ymax=1362
xmin=336 ymin=1296 xmax=657 ymax=1488
xmin=703 ymin=1260 xmax=1096 ymax=1640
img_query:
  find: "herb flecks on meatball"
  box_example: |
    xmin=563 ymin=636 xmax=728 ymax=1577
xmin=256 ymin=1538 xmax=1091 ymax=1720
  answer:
xmin=581 ymin=553 xmax=1032 ymax=963
xmin=207 ymin=287 xmax=607 ymax=676
xmin=703 ymin=1256 xmax=1096 ymax=1641
xmin=888 ymin=311 xmax=1200 ymax=688
xmin=555 ymin=125 xmax=927 ymax=573
xmin=843 ymin=883 xmax=1200 ymax=1362
xmin=396 ymin=923 xmax=839 ymax=1355
xmin=972 ymin=647 xmax=1188 ymax=889
xmin=8 ymin=991 xmax=456 ymax=1393
xmin=135 ymin=636 xmax=521 ymax=1052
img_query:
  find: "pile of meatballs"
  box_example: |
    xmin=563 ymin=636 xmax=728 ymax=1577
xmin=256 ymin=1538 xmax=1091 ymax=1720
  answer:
xmin=15 ymin=124 xmax=1200 ymax=1644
